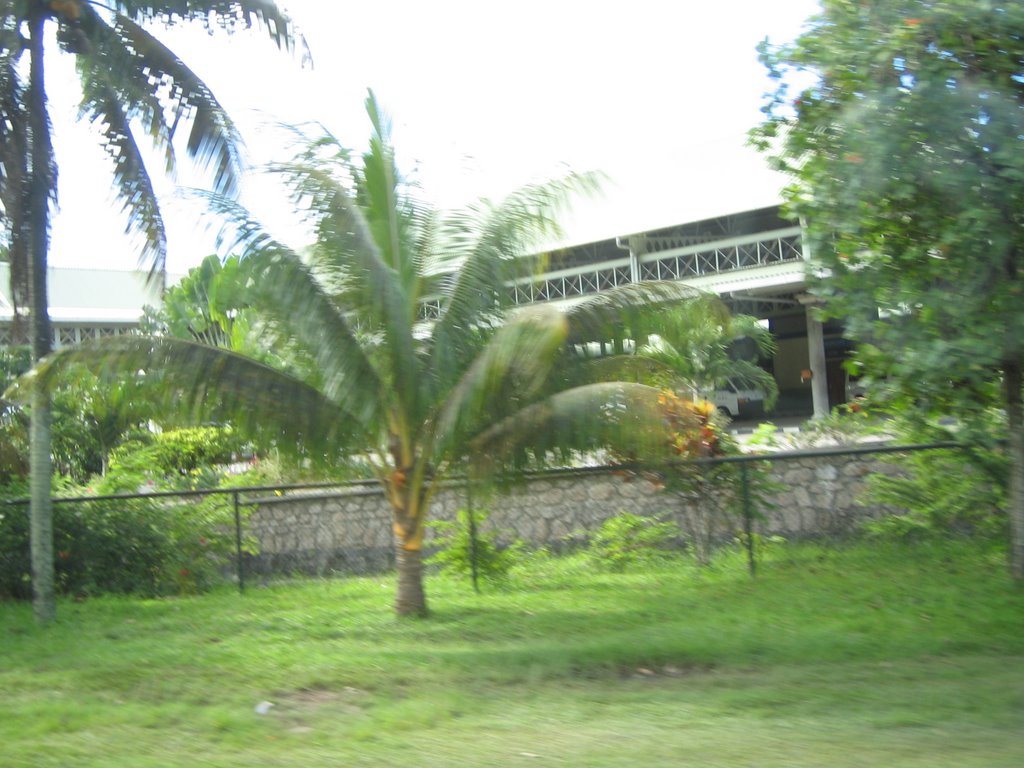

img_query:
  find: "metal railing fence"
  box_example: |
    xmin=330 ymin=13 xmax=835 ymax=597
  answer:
xmin=1 ymin=440 xmax=980 ymax=596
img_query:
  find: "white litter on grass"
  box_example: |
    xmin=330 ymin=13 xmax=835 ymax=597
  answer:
xmin=254 ymin=701 xmax=275 ymax=715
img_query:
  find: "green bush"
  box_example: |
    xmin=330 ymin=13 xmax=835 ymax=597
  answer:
xmin=427 ymin=508 xmax=522 ymax=588
xmin=0 ymin=488 xmax=239 ymax=599
xmin=107 ymin=426 xmax=246 ymax=490
xmin=587 ymin=512 xmax=683 ymax=572
xmin=862 ymin=445 xmax=1006 ymax=542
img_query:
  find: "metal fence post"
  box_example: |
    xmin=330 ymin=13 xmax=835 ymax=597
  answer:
xmin=741 ymin=462 xmax=756 ymax=577
xmin=466 ymin=480 xmax=480 ymax=594
xmin=233 ymin=491 xmax=244 ymax=594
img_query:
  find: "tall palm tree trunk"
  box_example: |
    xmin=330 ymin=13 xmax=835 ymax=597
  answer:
xmin=1006 ymin=356 xmax=1024 ymax=581
xmin=27 ymin=10 xmax=55 ymax=623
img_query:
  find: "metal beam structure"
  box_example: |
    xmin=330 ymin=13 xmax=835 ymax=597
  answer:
xmin=3 ymin=207 xmax=814 ymax=353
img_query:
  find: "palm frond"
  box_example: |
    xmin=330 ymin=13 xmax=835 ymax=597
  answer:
xmin=638 ymin=308 xmax=779 ymax=406
xmin=728 ymin=313 xmax=778 ymax=359
xmin=0 ymin=43 xmax=29 ymax=310
xmin=112 ymin=13 xmax=244 ymax=196
xmin=358 ymin=90 xmax=409 ymax=276
xmin=78 ymin=82 xmax=168 ymax=273
xmin=268 ymin=120 xmax=425 ymax=430
xmin=430 ymin=170 xmax=603 ymax=388
xmin=5 ymin=336 xmax=360 ymax=457
xmin=468 ymin=382 xmax=676 ymax=473
xmin=717 ymin=359 xmax=780 ymax=408
xmin=199 ymin=192 xmax=389 ymax=431
xmin=564 ymin=281 xmax=716 ymax=347
xmin=115 ymin=2 xmax=309 ymax=62
xmin=432 ymin=306 xmax=569 ymax=460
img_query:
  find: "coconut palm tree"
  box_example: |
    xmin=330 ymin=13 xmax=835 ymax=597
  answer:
xmin=13 ymin=91 xmax=709 ymax=616
xmin=0 ymin=0 xmax=303 ymax=622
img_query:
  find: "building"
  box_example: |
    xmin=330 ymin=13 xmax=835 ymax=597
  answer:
xmin=0 ymin=264 xmax=162 ymax=348
xmin=1 ymin=203 xmax=844 ymax=419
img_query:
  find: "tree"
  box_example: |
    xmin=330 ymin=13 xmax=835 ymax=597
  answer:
xmin=142 ymin=254 xmax=253 ymax=350
xmin=0 ymin=346 xmax=30 ymax=481
xmin=12 ymin=91 xmax=710 ymax=616
xmin=638 ymin=302 xmax=778 ymax=410
xmin=753 ymin=0 xmax=1024 ymax=578
xmin=0 ymin=1 xmax=303 ymax=622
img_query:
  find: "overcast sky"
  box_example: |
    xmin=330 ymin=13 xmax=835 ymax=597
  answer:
xmin=44 ymin=0 xmax=820 ymax=274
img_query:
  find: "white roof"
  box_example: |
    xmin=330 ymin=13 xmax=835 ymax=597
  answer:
xmin=0 ymin=263 xmax=165 ymax=323
xmin=545 ymin=131 xmax=788 ymax=250
xmin=1 ymin=135 xmax=791 ymax=324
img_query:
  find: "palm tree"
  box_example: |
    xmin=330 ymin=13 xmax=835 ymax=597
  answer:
xmin=0 ymin=1 xmax=303 ymax=622
xmin=638 ymin=305 xmax=779 ymax=411
xmin=14 ymin=91 xmax=709 ymax=616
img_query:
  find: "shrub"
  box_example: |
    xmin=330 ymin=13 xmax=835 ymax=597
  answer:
xmin=107 ymin=426 xmax=246 ymax=490
xmin=0 ymin=488 xmax=239 ymax=599
xmin=427 ymin=508 xmax=522 ymax=588
xmin=587 ymin=512 xmax=682 ymax=572
xmin=862 ymin=446 xmax=1006 ymax=542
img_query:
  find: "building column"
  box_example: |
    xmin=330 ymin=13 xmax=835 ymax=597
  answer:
xmin=796 ymin=221 xmax=830 ymax=419
xmin=618 ymin=234 xmax=647 ymax=284
xmin=804 ymin=304 xmax=830 ymax=419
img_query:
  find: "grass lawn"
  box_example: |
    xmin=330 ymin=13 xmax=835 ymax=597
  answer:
xmin=2 ymin=540 xmax=1023 ymax=767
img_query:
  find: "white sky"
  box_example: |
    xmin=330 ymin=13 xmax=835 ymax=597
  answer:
xmin=43 ymin=0 xmax=820 ymax=274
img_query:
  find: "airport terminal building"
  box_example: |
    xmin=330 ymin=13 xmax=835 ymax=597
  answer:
xmin=1 ymin=196 xmax=848 ymax=421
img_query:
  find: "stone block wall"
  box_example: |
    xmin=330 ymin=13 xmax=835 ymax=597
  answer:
xmin=244 ymin=451 xmax=901 ymax=576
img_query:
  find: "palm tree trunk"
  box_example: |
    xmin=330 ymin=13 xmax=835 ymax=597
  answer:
xmin=27 ymin=10 xmax=56 ymax=623
xmin=391 ymin=480 xmax=429 ymax=617
xmin=29 ymin=386 xmax=54 ymax=621
xmin=395 ymin=545 xmax=427 ymax=617
xmin=1005 ymin=356 xmax=1024 ymax=581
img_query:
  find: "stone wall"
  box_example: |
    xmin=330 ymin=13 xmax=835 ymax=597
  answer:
xmin=244 ymin=451 xmax=899 ymax=576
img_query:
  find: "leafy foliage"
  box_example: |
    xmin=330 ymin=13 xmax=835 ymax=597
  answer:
xmin=608 ymin=393 xmax=778 ymax=566
xmin=862 ymin=420 xmax=1007 ymax=542
xmin=426 ymin=507 xmax=523 ymax=588
xmin=2 ymin=350 xmax=154 ymax=480
xmin=0 ymin=492 xmax=238 ymax=599
xmin=105 ymin=425 xmax=245 ymax=491
xmin=587 ymin=512 xmax=682 ymax=572
xmin=637 ymin=301 xmax=779 ymax=408
xmin=0 ymin=348 xmax=30 ymax=482
xmin=754 ymin=0 xmax=1024 ymax=398
xmin=13 ymin=92 xmax=720 ymax=615
xmin=0 ymin=423 xmax=254 ymax=600
xmin=753 ymin=0 xmax=1024 ymax=577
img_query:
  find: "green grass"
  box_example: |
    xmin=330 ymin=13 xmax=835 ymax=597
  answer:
xmin=2 ymin=540 xmax=1023 ymax=767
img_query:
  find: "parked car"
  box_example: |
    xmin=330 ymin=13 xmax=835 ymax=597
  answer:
xmin=709 ymin=380 xmax=767 ymax=419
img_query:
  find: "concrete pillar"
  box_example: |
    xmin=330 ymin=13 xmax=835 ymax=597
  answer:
xmin=626 ymin=234 xmax=646 ymax=283
xmin=796 ymin=223 xmax=830 ymax=419
xmin=805 ymin=307 xmax=830 ymax=419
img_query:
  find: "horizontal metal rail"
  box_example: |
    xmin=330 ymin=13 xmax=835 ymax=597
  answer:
xmin=0 ymin=440 xmax=969 ymax=508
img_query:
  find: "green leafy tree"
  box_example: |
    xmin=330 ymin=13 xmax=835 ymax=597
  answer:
xmin=12 ymin=92 xmax=710 ymax=616
xmin=53 ymin=370 xmax=155 ymax=477
xmin=640 ymin=302 xmax=778 ymax=409
xmin=3 ymin=351 xmax=156 ymax=479
xmin=753 ymin=0 xmax=1024 ymax=579
xmin=0 ymin=1 xmax=303 ymax=621
xmin=0 ymin=347 xmax=30 ymax=481
xmin=141 ymin=252 xmax=301 ymax=375
xmin=143 ymin=254 xmax=253 ymax=349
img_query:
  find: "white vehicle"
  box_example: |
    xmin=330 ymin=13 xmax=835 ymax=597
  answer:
xmin=709 ymin=380 xmax=767 ymax=419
